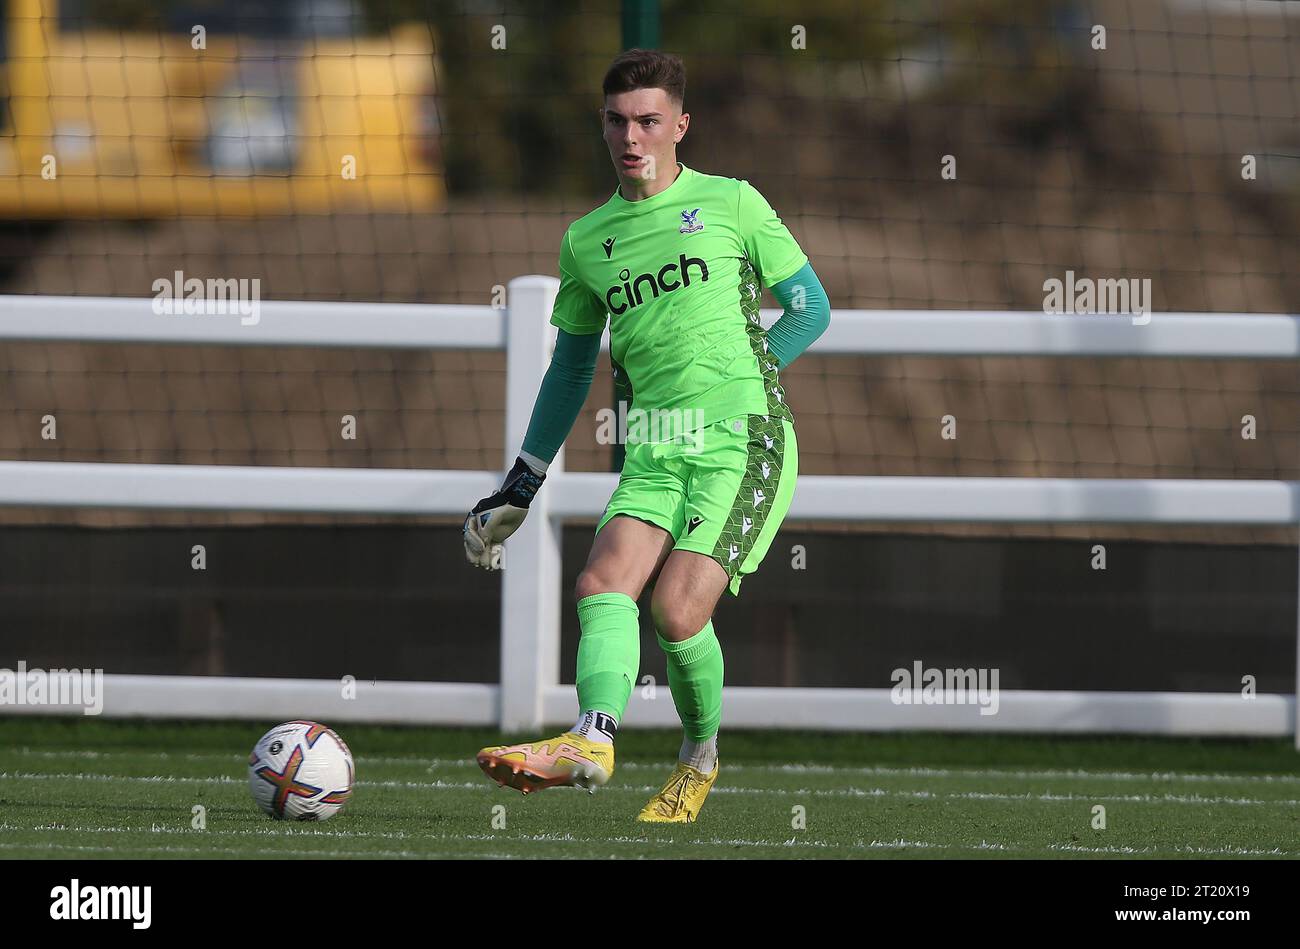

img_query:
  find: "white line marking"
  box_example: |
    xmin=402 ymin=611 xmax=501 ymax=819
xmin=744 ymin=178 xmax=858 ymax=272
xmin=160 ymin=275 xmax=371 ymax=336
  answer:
xmin=4 ymin=770 xmax=1300 ymax=807
xmin=0 ymin=824 xmax=1285 ymax=859
xmin=10 ymin=748 xmax=1300 ymax=787
xmin=0 ymin=841 xmax=527 ymax=860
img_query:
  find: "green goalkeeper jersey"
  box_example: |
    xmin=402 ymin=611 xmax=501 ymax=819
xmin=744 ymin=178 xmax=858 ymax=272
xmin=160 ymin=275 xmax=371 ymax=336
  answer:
xmin=549 ymin=162 xmax=807 ymax=432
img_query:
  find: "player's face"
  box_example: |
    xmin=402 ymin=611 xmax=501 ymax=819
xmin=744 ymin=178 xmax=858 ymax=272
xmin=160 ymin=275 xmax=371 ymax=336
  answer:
xmin=601 ymin=88 xmax=688 ymax=187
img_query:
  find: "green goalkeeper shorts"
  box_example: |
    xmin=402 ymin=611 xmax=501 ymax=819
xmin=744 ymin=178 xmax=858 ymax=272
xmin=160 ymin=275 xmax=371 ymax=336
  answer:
xmin=595 ymin=413 xmax=798 ymax=596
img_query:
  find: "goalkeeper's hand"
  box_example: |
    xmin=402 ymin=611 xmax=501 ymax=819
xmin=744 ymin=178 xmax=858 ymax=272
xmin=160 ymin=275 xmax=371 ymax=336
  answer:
xmin=462 ymin=456 xmax=546 ymax=570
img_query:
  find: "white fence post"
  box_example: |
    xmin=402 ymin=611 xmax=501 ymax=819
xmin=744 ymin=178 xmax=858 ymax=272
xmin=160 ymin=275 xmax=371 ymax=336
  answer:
xmin=499 ymin=276 xmax=564 ymax=732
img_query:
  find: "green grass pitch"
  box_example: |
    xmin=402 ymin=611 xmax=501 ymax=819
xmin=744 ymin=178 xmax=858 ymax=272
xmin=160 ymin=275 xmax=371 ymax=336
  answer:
xmin=1 ymin=718 xmax=1298 ymax=859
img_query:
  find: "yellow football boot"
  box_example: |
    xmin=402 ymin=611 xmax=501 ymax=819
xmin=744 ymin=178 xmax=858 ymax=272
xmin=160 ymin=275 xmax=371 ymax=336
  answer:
xmin=635 ymin=760 xmax=719 ymax=823
xmin=476 ymin=732 xmax=614 ymax=794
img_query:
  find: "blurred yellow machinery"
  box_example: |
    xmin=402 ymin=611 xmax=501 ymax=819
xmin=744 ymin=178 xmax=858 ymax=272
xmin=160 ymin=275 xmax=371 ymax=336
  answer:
xmin=0 ymin=0 xmax=444 ymax=217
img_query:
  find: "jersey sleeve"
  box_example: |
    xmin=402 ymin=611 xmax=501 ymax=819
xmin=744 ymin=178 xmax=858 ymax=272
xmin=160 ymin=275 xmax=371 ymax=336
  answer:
xmin=737 ymin=179 xmax=808 ymax=288
xmin=549 ymin=228 xmax=608 ymax=336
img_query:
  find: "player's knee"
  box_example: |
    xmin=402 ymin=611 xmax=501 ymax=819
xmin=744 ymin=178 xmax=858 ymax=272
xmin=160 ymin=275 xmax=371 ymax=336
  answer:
xmin=649 ymin=591 xmax=701 ymax=643
xmin=575 ymin=568 xmax=614 ymax=601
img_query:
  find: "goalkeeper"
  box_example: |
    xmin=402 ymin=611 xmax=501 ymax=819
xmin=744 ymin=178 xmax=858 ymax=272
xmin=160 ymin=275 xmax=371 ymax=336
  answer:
xmin=464 ymin=48 xmax=831 ymax=823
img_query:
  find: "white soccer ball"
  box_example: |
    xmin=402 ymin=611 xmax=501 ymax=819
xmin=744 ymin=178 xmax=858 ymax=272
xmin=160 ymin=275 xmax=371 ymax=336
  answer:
xmin=248 ymin=721 xmax=355 ymax=821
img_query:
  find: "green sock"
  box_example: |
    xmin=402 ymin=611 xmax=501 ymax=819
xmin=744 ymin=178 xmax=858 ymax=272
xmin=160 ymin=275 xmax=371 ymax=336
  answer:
xmin=575 ymin=592 xmax=640 ymax=721
xmin=659 ymin=620 xmax=723 ymax=742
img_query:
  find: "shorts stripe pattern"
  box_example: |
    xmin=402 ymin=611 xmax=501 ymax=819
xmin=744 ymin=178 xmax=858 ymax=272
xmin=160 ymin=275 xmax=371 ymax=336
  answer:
xmin=709 ymin=414 xmax=786 ymax=583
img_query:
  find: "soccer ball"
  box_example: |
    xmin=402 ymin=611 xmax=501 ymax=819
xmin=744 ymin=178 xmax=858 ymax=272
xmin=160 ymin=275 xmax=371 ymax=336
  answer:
xmin=248 ymin=720 xmax=355 ymax=821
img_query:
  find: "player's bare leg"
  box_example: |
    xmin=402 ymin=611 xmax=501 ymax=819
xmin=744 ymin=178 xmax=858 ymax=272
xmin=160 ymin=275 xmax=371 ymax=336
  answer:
xmin=638 ymin=550 xmax=729 ymax=821
xmin=649 ymin=549 xmax=729 ymax=642
xmin=476 ymin=515 xmax=674 ymax=793
xmin=577 ymin=513 xmax=677 ymax=601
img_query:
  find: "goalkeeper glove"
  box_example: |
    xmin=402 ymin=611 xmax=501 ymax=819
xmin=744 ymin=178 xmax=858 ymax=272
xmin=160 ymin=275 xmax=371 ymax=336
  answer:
xmin=462 ymin=456 xmax=546 ymax=570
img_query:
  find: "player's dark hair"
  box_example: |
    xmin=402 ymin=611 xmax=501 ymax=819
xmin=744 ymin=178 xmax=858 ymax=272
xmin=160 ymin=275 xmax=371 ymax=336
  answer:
xmin=602 ymin=49 xmax=686 ymax=108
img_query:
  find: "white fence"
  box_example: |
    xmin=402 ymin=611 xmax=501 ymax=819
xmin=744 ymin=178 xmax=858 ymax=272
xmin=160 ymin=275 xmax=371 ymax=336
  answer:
xmin=0 ymin=280 xmax=1297 ymax=739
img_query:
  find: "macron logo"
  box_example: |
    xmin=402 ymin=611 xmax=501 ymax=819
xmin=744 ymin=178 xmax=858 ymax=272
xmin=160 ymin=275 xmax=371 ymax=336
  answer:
xmin=50 ymin=879 xmax=152 ymax=930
